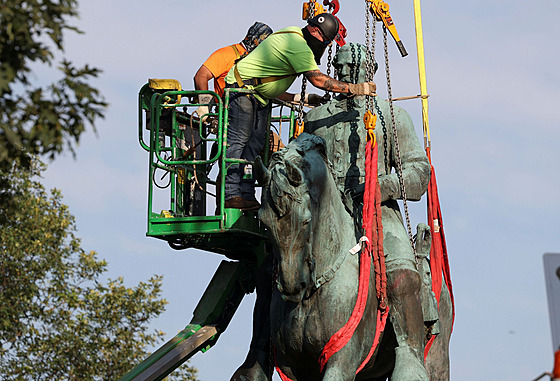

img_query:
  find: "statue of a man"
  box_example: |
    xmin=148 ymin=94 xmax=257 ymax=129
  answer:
xmin=304 ymin=43 xmax=431 ymax=381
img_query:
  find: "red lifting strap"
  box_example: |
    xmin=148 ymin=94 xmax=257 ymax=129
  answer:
xmin=424 ymin=147 xmax=455 ymax=359
xmin=553 ymin=349 xmax=560 ymax=379
xmin=319 ymin=135 xmax=388 ymax=374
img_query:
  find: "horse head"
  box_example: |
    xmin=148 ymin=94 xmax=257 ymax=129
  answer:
xmin=256 ymin=133 xmax=342 ymax=303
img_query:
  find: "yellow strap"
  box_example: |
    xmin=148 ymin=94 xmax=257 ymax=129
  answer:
xmin=234 ymin=64 xmax=245 ymax=88
xmin=413 ymin=0 xmax=431 ymax=149
xmin=230 ymin=44 xmax=241 ymax=60
xmin=272 ymin=30 xmax=303 ymax=37
xmin=234 ymin=64 xmax=295 ymax=88
xmin=258 ymin=74 xmax=295 ymax=84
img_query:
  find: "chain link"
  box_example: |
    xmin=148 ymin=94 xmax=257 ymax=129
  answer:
xmin=297 ymin=77 xmax=307 ymax=128
xmin=382 ymin=25 xmax=415 ymax=253
xmin=365 ymin=1 xmax=387 ymax=171
xmin=364 ymin=1 xmax=375 ymax=112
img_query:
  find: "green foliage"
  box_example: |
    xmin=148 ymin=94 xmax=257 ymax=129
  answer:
xmin=0 ymin=0 xmax=107 ymax=168
xmin=0 ymin=159 xmax=198 ymax=380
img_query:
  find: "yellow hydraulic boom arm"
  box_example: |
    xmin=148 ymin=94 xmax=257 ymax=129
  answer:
xmin=366 ymin=0 xmax=408 ymax=57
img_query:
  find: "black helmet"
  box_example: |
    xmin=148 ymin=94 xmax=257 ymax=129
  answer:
xmin=307 ymin=13 xmax=339 ymax=42
xmin=242 ymin=22 xmax=273 ymax=52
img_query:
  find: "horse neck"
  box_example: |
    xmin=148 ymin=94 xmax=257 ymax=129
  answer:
xmin=311 ymin=172 xmax=356 ymax=265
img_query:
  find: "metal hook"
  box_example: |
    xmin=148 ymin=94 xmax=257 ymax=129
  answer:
xmin=322 ymin=0 xmax=340 ymax=15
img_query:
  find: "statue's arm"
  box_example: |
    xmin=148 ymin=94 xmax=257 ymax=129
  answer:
xmin=379 ymin=107 xmax=430 ymax=202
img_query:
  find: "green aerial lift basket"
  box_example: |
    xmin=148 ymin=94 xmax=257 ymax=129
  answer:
xmin=138 ymin=80 xmax=296 ymax=260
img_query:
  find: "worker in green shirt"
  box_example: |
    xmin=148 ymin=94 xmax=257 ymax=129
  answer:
xmin=223 ymin=13 xmax=376 ymax=211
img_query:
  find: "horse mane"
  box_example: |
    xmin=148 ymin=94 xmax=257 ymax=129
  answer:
xmin=267 ymin=133 xmax=329 ymax=218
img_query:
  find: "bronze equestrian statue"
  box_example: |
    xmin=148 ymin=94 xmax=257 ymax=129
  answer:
xmin=303 ymin=42 xmax=431 ymax=380
xmin=232 ymin=43 xmax=451 ymax=381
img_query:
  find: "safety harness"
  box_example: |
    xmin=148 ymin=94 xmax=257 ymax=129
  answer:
xmin=232 ymin=30 xmax=303 ymax=89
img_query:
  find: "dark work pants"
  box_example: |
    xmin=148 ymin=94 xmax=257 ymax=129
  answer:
xmin=225 ymin=92 xmax=270 ymax=201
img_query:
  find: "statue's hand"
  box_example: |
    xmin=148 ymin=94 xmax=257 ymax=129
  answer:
xmin=378 ymin=174 xmax=396 ymax=202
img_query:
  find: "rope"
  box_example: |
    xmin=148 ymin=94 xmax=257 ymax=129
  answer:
xmin=413 ymin=0 xmax=431 ymax=149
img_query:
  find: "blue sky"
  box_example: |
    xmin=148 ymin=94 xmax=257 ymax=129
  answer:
xmin=40 ymin=0 xmax=560 ymax=379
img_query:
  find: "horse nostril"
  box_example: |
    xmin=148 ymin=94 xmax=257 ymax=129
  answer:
xmin=300 ymin=282 xmax=306 ymax=290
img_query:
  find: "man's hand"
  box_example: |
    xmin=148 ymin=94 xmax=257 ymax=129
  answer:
xmin=347 ymin=81 xmax=376 ymax=96
xmin=195 ymin=94 xmax=213 ymax=123
xmin=307 ymin=93 xmax=331 ymax=106
xmin=292 ymin=93 xmax=330 ymax=106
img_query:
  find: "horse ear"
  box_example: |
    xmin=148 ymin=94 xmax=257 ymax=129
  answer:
xmin=254 ymin=156 xmax=270 ymax=186
xmin=283 ymin=158 xmax=303 ymax=186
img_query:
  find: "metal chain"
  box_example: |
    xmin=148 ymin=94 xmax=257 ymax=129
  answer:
xmin=348 ymin=44 xmax=357 ymax=109
xmin=297 ymin=78 xmax=307 ymax=128
xmin=326 ymin=44 xmax=333 ymax=96
xmin=364 ymin=1 xmax=374 ymax=112
xmin=383 ymin=25 xmax=415 ymax=253
xmin=298 ymin=1 xmax=316 ymax=128
xmin=366 ymin=1 xmax=387 ymax=171
xmin=356 ymin=45 xmax=362 ymax=84
xmin=334 ymin=44 xmax=340 ymax=79
xmin=350 ymin=44 xmax=356 ymax=82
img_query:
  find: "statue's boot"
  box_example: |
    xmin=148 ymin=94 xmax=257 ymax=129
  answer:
xmin=230 ymin=253 xmax=273 ymax=381
xmin=387 ymin=268 xmax=429 ymax=381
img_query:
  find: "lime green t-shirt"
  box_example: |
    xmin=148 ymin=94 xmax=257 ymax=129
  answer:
xmin=225 ymin=26 xmax=319 ymax=103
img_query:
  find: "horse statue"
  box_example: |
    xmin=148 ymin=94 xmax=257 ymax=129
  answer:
xmin=254 ymin=133 xmax=452 ymax=380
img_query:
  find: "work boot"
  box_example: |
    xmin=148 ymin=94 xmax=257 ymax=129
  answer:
xmin=224 ymin=197 xmax=261 ymax=211
xmin=387 ymin=269 xmax=429 ymax=381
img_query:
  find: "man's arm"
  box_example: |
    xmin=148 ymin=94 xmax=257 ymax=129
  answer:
xmin=193 ymin=64 xmax=213 ymax=90
xmin=276 ymin=93 xmax=295 ymax=102
xmin=304 ymin=70 xmax=349 ymax=93
xmin=193 ymin=64 xmax=215 ymax=121
xmin=304 ymin=70 xmax=376 ymax=96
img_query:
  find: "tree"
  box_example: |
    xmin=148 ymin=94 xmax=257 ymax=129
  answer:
xmin=0 ymin=159 xmax=198 ymax=380
xmin=0 ymin=0 xmax=107 ymax=169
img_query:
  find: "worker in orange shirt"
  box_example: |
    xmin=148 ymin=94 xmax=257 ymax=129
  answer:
xmin=193 ymin=22 xmax=273 ymax=121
